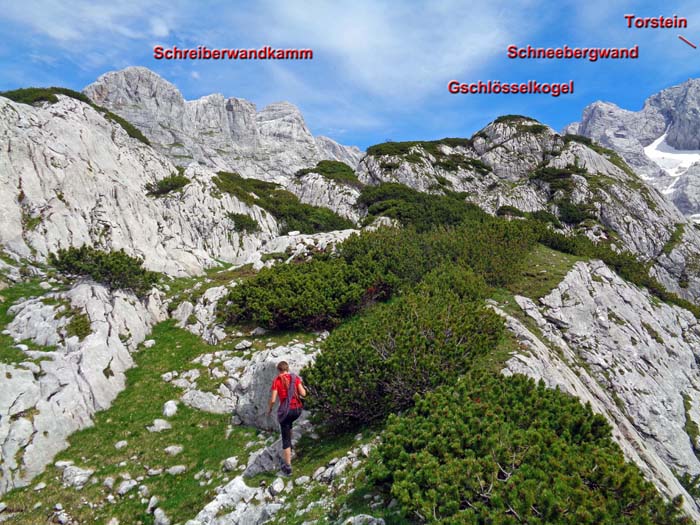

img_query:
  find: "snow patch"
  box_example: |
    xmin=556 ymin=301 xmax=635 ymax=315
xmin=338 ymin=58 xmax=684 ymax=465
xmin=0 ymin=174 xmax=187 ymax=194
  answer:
xmin=644 ymin=133 xmax=700 ymax=183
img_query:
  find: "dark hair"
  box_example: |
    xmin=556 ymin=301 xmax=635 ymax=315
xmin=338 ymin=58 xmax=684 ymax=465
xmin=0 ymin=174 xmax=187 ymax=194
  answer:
xmin=277 ymin=361 xmax=289 ymax=372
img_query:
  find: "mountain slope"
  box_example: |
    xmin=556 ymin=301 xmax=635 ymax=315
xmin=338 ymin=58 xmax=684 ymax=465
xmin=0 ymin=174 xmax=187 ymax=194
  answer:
xmin=357 ymin=117 xmax=700 ymax=304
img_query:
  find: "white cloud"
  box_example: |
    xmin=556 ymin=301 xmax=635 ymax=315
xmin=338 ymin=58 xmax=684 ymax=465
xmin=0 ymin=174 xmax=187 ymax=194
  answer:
xmin=1 ymin=0 xmax=174 ymax=43
xmin=190 ymin=71 xmax=200 ymax=80
xmin=236 ymin=0 xmax=544 ymax=101
xmin=149 ymin=17 xmax=170 ymax=38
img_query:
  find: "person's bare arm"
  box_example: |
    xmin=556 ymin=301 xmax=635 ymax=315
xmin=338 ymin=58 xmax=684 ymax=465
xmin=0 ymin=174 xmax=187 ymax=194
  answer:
xmin=267 ymin=390 xmax=278 ymax=415
xmin=297 ymin=379 xmax=307 ymax=398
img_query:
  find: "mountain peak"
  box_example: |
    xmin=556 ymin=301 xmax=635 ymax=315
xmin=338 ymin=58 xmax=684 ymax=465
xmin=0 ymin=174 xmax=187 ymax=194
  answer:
xmin=82 ymin=67 xmax=362 ymax=181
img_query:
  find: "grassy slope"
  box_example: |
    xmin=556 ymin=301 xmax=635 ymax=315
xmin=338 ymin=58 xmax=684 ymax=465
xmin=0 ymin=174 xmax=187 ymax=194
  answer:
xmin=1 ymin=321 xmax=259 ymax=524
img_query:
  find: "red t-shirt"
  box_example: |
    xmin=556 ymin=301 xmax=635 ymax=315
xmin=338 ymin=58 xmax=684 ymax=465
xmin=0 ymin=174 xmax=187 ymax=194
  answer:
xmin=271 ymin=373 xmax=303 ymax=409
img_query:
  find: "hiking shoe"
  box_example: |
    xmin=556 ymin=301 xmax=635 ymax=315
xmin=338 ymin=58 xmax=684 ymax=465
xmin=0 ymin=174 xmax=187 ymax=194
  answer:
xmin=280 ymin=463 xmax=292 ymax=476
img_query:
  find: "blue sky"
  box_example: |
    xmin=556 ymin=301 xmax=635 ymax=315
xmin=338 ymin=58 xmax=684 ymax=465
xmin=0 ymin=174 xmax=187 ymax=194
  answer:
xmin=1 ymin=0 xmax=699 ymax=150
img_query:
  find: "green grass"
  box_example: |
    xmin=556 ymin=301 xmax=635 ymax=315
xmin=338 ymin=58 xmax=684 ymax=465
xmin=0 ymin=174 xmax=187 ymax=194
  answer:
xmin=65 ymin=308 xmax=91 ymax=340
xmin=506 ymin=244 xmax=584 ymax=299
xmin=1 ymin=321 xmax=258 ymax=523
xmin=663 ymin=223 xmax=686 ymax=256
xmin=684 ymin=394 xmax=700 ymax=456
xmin=165 ymin=263 xmax=258 ymax=313
xmin=0 ymin=279 xmax=46 ymax=364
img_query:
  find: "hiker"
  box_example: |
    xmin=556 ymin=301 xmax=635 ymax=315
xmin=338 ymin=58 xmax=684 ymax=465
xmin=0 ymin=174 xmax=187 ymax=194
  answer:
xmin=267 ymin=360 xmax=306 ymax=475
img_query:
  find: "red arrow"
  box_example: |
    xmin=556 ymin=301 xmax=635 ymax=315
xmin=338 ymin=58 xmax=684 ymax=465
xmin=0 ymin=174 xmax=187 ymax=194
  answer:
xmin=679 ymin=35 xmax=697 ymax=49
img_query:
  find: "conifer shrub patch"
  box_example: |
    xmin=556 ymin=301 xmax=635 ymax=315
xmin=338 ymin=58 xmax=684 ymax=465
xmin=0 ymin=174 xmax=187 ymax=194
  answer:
xmin=295 ymin=160 xmax=363 ymax=189
xmin=219 ymin=219 xmax=539 ymax=331
xmin=358 ymin=183 xmax=487 ymax=232
xmin=219 ymin=258 xmax=372 ymax=330
xmin=226 ymin=212 xmax=261 ymax=233
xmin=145 ymin=171 xmax=191 ymax=196
xmin=496 ymin=205 xmax=525 ymax=217
xmin=303 ymin=265 xmax=500 ymax=428
xmin=369 ymin=372 xmax=689 ymax=524
xmin=213 ymin=171 xmax=353 ymax=234
xmin=49 ymin=246 xmax=159 ymax=297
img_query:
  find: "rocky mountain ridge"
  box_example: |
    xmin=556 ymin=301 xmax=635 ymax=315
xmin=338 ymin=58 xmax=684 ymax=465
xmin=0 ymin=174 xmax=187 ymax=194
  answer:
xmin=83 ymin=67 xmax=363 ymax=184
xmin=565 ymin=78 xmax=700 ymax=217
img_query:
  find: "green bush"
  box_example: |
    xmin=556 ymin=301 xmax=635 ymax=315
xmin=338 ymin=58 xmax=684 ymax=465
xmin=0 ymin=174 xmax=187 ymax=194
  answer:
xmin=146 ymin=173 xmax=191 ymax=196
xmin=529 ymin=166 xmax=582 ymax=194
xmin=663 ymin=223 xmax=686 ymax=256
xmin=366 ymin=138 xmax=472 ymax=158
xmin=494 ymin=114 xmax=537 ymax=124
xmin=369 ymin=372 xmax=689 ymax=524
xmin=219 ymin=217 xmax=540 ymax=331
xmin=367 ymin=138 xmax=487 ymax=175
xmin=227 ymin=212 xmax=261 ymax=233
xmin=558 ymin=200 xmax=595 ymax=225
xmin=220 ymin=258 xmax=373 ymax=330
xmin=358 ymin=183 xmax=487 ymax=232
xmin=65 ymin=309 xmax=91 ymax=341
xmin=303 ymin=265 xmax=501 ymax=428
xmin=213 ymin=171 xmax=353 ymax=234
xmin=49 ymin=246 xmax=159 ymax=297
xmin=295 ymin=160 xmax=363 ymax=189
xmin=496 ymin=205 xmax=525 ymax=217
xmin=530 ymin=209 xmax=563 ymax=228
xmin=0 ymin=87 xmax=150 ymax=145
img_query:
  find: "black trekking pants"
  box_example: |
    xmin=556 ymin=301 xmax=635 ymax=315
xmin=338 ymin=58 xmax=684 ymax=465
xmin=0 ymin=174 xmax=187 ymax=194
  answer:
xmin=279 ymin=408 xmax=302 ymax=449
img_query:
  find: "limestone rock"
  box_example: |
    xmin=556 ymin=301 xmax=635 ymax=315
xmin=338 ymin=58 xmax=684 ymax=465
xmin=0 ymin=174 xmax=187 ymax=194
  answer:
xmin=223 ymin=457 xmax=239 ymax=472
xmin=0 ymin=94 xmax=278 ymax=276
xmin=154 ymin=508 xmax=171 ymax=525
xmin=117 ymin=479 xmax=138 ymax=496
xmin=147 ymin=419 xmax=172 ymax=433
xmin=162 ymin=400 xmax=178 ymax=418
xmin=344 ymin=516 xmax=385 ymax=525
xmin=0 ymin=282 xmax=161 ymax=496
xmin=62 ymin=466 xmax=94 ymax=488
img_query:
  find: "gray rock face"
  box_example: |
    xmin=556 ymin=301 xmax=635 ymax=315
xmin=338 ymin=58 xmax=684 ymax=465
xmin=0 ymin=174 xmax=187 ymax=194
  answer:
xmin=497 ymin=260 xmax=700 ymax=521
xmin=170 ymin=341 xmax=319 ymax=431
xmin=0 ymin=283 xmax=166 ymax=495
xmin=291 ymin=173 xmax=362 ymax=222
xmin=83 ymin=67 xmax=362 ymax=199
xmin=0 ymin=95 xmax=278 ymax=276
xmin=566 ymin=79 xmax=700 ymax=215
